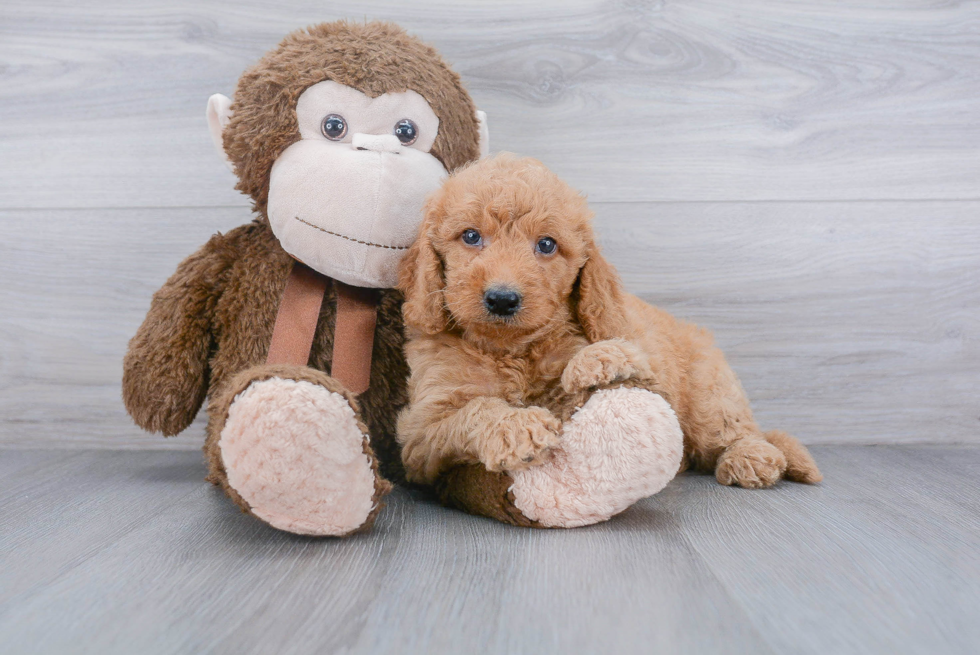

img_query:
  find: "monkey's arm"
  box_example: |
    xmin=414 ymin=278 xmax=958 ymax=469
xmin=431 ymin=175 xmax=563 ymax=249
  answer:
xmin=123 ymin=234 xmax=230 ymax=436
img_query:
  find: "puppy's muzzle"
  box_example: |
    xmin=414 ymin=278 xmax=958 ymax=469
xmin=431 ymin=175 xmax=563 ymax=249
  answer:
xmin=484 ymin=286 xmax=522 ymax=317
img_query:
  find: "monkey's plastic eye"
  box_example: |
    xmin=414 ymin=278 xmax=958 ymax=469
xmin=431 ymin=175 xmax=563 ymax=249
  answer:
xmin=536 ymin=237 xmax=557 ymax=255
xmin=394 ymin=119 xmax=419 ymax=145
xmin=321 ymin=114 xmax=348 ymax=141
xmin=462 ymin=229 xmax=482 ymax=246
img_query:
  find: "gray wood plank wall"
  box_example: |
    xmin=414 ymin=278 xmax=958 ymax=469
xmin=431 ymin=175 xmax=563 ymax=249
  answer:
xmin=1 ymin=0 xmax=978 ymax=448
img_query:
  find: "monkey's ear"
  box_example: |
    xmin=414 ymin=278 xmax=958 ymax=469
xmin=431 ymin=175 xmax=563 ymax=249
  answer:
xmin=206 ymin=93 xmax=235 ymax=172
xmin=573 ymin=243 xmax=632 ymax=342
xmin=398 ymin=225 xmax=448 ymax=335
xmin=476 ymin=110 xmax=489 ymax=158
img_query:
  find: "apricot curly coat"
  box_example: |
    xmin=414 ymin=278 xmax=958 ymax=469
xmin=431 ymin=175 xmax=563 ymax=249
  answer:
xmin=397 ymin=154 xmax=822 ymax=488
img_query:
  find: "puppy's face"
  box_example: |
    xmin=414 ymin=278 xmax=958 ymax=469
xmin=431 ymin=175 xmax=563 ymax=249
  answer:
xmin=401 ymin=155 xmax=595 ymax=342
xmin=437 ymin=198 xmax=588 ymax=339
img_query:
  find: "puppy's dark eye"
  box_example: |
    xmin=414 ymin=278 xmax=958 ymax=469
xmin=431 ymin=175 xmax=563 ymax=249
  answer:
xmin=394 ymin=119 xmax=419 ymax=145
xmin=462 ymin=229 xmax=483 ymax=246
xmin=321 ymin=114 xmax=347 ymax=140
xmin=535 ymin=237 xmax=557 ymax=255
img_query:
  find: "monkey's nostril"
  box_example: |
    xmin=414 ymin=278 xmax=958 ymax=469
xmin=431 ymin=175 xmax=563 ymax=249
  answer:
xmin=483 ymin=287 xmax=522 ymax=317
xmin=351 ymin=133 xmax=401 ymax=153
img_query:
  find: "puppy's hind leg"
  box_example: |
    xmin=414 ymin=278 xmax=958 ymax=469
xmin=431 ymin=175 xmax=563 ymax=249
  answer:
xmin=715 ymin=429 xmax=823 ymax=488
xmin=686 ymin=349 xmax=787 ymax=489
xmin=715 ymin=435 xmax=787 ymax=489
xmin=764 ymin=430 xmax=823 ymax=484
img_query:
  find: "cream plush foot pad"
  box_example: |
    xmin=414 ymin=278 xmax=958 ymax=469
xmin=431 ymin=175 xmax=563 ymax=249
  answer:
xmin=219 ymin=378 xmax=377 ymax=536
xmin=509 ymin=388 xmax=684 ymax=528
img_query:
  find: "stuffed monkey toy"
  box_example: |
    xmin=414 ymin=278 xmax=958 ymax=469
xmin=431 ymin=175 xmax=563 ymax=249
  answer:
xmin=123 ymin=21 xmax=683 ymax=536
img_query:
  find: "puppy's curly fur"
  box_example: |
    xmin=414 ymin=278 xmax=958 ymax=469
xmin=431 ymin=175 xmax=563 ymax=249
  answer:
xmin=397 ymin=153 xmax=821 ymax=488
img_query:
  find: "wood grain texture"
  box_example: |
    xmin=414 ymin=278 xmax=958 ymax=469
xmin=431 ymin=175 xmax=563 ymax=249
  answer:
xmin=2 ymin=201 xmax=977 ymax=448
xmin=0 ymin=206 xmax=249 ymax=450
xmin=1 ymin=0 xmax=978 ymax=207
xmin=597 ymin=201 xmax=980 ymax=445
xmin=0 ymin=451 xmax=206 ymax=610
xmin=657 ymin=447 xmax=980 ymax=654
xmin=0 ymin=446 xmax=976 ymax=654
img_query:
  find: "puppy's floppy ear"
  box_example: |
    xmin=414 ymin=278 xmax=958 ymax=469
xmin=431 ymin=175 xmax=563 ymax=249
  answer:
xmin=398 ymin=221 xmax=448 ymax=335
xmin=573 ymin=241 xmax=631 ymax=342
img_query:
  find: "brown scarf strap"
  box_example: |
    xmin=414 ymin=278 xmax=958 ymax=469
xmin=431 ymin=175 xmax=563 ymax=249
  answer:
xmin=266 ymin=261 xmax=329 ymax=368
xmin=266 ymin=261 xmax=379 ymax=395
xmin=330 ymin=281 xmax=379 ymax=395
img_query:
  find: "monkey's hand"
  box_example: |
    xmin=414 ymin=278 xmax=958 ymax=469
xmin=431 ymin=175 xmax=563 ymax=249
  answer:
xmin=122 ymin=234 xmax=229 ymax=436
xmin=561 ymin=338 xmax=652 ymax=394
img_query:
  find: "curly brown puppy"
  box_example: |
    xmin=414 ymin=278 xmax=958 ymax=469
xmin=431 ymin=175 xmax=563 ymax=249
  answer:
xmin=397 ymin=153 xmax=822 ymax=489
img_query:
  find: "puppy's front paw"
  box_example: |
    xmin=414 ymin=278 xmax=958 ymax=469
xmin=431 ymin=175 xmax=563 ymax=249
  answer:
xmin=561 ymin=339 xmax=647 ymax=393
xmin=481 ymin=407 xmax=561 ymax=473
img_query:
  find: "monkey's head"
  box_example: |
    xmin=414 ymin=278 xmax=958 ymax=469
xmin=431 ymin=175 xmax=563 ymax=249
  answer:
xmin=206 ymin=21 xmax=487 ymax=288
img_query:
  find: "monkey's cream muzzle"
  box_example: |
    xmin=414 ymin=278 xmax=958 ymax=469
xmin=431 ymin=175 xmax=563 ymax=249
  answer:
xmin=264 ymin=80 xmax=447 ymax=288
xmin=268 ymin=136 xmax=445 ymax=288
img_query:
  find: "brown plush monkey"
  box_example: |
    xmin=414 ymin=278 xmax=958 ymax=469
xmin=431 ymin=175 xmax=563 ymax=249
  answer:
xmin=123 ymin=21 xmax=490 ymax=535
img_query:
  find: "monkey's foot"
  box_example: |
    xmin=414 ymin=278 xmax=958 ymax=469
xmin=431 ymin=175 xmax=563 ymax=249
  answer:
xmin=509 ymin=388 xmax=684 ymax=528
xmin=219 ymin=377 xmax=384 ymax=536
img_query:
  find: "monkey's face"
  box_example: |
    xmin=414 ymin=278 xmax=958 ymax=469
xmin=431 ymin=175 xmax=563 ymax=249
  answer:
xmin=266 ymin=81 xmax=447 ymax=288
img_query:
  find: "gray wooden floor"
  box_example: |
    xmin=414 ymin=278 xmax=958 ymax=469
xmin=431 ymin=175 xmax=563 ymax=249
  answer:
xmin=1 ymin=445 xmax=976 ymax=654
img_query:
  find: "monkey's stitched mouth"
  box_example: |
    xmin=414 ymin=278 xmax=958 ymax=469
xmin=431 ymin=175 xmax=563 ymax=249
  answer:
xmin=294 ymin=216 xmax=410 ymax=250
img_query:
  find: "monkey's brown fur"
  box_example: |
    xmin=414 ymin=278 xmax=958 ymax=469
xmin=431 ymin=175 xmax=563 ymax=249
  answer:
xmin=122 ymin=22 xmax=481 ymax=523
xmin=397 ymin=154 xmax=822 ymax=489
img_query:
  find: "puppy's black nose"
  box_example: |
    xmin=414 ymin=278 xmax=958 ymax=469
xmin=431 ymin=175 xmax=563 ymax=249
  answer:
xmin=484 ymin=287 xmax=522 ymax=317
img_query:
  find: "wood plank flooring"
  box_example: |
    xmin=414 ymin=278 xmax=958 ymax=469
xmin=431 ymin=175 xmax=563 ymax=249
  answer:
xmin=0 ymin=446 xmax=976 ymax=654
